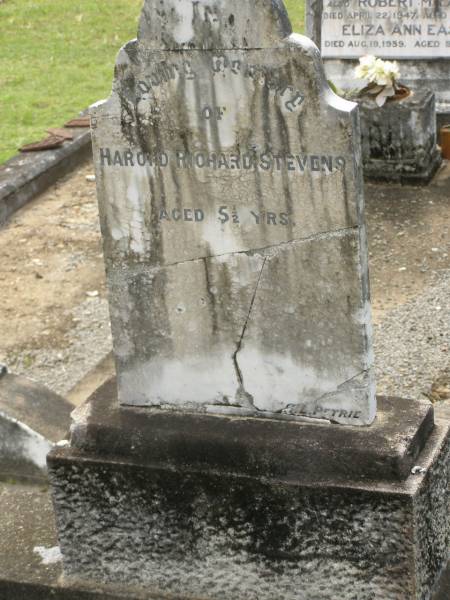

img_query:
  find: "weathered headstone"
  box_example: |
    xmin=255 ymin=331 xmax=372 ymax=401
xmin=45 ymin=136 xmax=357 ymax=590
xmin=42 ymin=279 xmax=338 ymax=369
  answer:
xmin=91 ymin=0 xmax=375 ymax=425
xmin=358 ymin=89 xmax=442 ymax=182
xmin=47 ymin=3 xmax=450 ymax=600
xmin=307 ymin=0 xmax=450 ymax=119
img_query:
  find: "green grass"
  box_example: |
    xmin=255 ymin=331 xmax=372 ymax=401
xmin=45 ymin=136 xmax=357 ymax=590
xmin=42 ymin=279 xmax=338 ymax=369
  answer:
xmin=0 ymin=0 xmax=305 ymax=163
xmin=285 ymin=0 xmax=305 ymax=33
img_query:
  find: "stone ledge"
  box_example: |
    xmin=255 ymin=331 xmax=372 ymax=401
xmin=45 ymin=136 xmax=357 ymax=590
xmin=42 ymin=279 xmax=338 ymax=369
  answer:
xmin=50 ymin=415 xmax=449 ymax=495
xmin=0 ymin=373 xmax=73 ymax=482
xmin=0 ymin=127 xmax=91 ymax=226
xmin=69 ymin=377 xmax=434 ymax=485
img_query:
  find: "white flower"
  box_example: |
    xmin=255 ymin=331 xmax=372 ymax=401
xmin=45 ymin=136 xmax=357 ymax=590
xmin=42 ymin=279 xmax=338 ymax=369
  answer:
xmin=355 ymin=56 xmax=400 ymax=86
xmin=354 ymin=65 xmax=368 ymax=80
xmin=354 ymin=55 xmax=377 ymax=80
xmin=367 ymin=59 xmax=388 ymax=85
xmin=384 ymin=60 xmax=400 ymax=81
xmin=360 ymin=54 xmax=377 ymax=69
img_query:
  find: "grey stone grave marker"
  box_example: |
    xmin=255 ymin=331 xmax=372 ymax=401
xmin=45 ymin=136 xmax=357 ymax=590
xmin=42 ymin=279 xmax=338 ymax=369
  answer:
xmin=91 ymin=0 xmax=375 ymax=425
xmin=307 ymin=0 xmax=450 ymax=118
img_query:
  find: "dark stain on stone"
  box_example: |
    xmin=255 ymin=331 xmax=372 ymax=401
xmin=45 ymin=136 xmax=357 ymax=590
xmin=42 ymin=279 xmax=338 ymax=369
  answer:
xmin=192 ymin=65 xmax=209 ymax=151
xmin=253 ymin=159 xmax=267 ymax=219
xmin=208 ymin=59 xmax=223 ymax=151
xmin=176 ymin=58 xmax=192 ymax=147
xmin=169 ymin=161 xmax=183 ymax=212
xmin=274 ymin=102 xmax=294 ymax=236
xmin=124 ymin=40 xmax=139 ymax=66
xmin=202 ymin=257 xmax=219 ymax=337
xmin=119 ymin=96 xmax=136 ymax=148
xmin=341 ymin=172 xmax=353 ymax=228
xmin=261 ymin=78 xmax=272 ymax=150
xmin=121 ymin=268 xmax=173 ymax=366
xmin=148 ymin=170 xmax=162 ymax=248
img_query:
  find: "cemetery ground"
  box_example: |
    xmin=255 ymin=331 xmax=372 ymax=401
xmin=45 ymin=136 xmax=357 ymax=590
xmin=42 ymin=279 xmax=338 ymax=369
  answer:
xmin=0 ymin=159 xmax=449 ymax=408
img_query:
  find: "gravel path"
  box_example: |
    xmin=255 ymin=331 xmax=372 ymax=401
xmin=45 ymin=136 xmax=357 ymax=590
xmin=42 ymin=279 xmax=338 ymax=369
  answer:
xmin=373 ymin=269 xmax=450 ymax=401
xmin=10 ymin=296 xmax=112 ymax=396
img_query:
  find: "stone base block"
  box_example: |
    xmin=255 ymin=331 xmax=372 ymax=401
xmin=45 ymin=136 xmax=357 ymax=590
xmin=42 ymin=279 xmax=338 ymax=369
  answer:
xmin=358 ymin=89 xmax=442 ymax=184
xmin=48 ymin=380 xmax=450 ymax=600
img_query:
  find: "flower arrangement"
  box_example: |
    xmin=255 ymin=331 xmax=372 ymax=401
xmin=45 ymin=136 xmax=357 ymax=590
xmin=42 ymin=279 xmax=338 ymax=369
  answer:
xmin=354 ymin=55 xmax=407 ymax=107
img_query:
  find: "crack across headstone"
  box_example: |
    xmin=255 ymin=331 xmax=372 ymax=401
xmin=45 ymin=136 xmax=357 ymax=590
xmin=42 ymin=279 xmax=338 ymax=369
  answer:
xmin=107 ymin=226 xmax=357 ymax=278
xmin=232 ymin=257 xmax=267 ymax=409
xmin=172 ymin=226 xmax=355 ymax=268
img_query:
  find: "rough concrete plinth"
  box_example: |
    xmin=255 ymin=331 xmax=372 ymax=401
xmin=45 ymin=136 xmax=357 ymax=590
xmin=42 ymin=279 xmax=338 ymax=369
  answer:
xmin=47 ymin=379 xmax=450 ymax=600
xmin=358 ymin=90 xmax=442 ymax=184
xmin=1 ymin=477 xmax=449 ymax=600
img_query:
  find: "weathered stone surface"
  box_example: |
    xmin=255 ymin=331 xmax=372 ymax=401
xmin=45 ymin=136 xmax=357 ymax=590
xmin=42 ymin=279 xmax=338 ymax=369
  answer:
xmin=48 ymin=412 xmax=450 ymax=600
xmin=137 ymin=0 xmax=292 ymax=50
xmin=0 ymin=482 xmax=151 ymax=599
xmin=306 ymin=0 xmax=450 ymax=115
xmin=2 ymin=478 xmax=449 ymax=599
xmin=70 ymin=377 xmax=435 ymax=484
xmin=91 ymin=0 xmax=375 ymax=425
xmin=358 ymin=89 xmax=442 ymax=183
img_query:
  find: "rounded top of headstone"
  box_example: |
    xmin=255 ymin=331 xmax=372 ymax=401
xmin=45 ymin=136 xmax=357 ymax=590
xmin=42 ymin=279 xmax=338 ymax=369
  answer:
xmin=138 ymin=0 xmax=292 ymax=50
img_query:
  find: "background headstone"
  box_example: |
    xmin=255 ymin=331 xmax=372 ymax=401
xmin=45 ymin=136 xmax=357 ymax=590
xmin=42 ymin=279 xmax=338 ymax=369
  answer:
xmin=91 ymin=0 xmax=375 ymax=425
xmin=358 ymin=89 xmax=441 ymax=182
xmin=307 ymin=0 xmax=450 ymax=119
